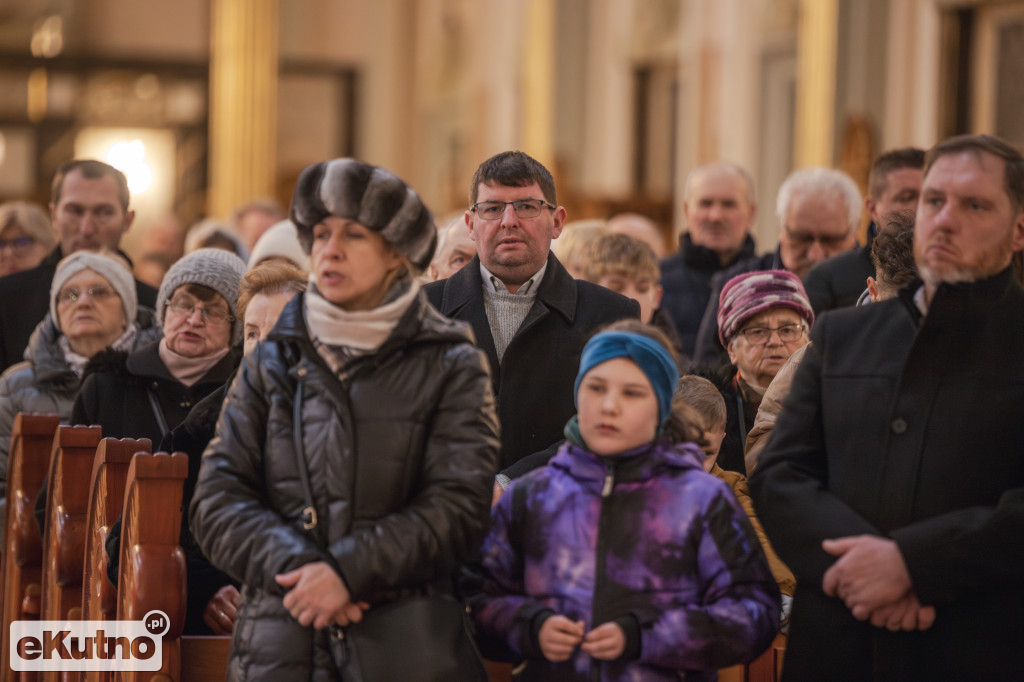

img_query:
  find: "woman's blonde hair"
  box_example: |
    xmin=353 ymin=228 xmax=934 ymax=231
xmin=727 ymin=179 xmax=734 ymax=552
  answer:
xmin=0 ymin=201 xmax=57 ymax=251
xmin=237 ymin=260 xmax=308 ymax=321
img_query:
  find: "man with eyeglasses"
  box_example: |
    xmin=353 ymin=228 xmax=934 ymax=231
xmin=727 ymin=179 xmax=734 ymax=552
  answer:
xmin=0 ymin=160 xmax=158 ymax=373
xmin=751 ymin=134 xmax=1024 ymax=681
xmin=692 ymin=166 xmax=861 ymax=366
xmin=803 ymin=148 xmax=925 ymax=314
xmin=425 ymin=151 xmax=639 ymax=473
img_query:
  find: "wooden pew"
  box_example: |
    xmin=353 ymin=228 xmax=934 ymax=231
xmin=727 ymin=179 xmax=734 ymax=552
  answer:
xmin=39 ymin=425 xmax=102 ymax=682
xmin=116 ymin=452 xmax=229 ymax=682
xmin=719 ymin=632 xmax=787 ymax=682
xmin=0 ymin=414 xmax=60 ymax=682
xmin=746 ymin=632 xmax=786 ymax=682
xmin=81 ymin=437 xmax=151 ymax=682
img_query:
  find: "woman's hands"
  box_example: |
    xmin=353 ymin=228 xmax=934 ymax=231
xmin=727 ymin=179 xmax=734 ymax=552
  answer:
xmin=538 ymin=615 xmax=626 ymax=662
xmin=275 ymin=562 xmax=369 ymax=629
xmin=203 ymin=585 xmax=240 ymax=635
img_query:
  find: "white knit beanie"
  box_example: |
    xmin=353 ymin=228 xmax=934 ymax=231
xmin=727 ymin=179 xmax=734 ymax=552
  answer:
xmin=248 ymin=219 xmax=310 ymax=271
xmin=50 ymin=251 xmax=137 ymax=332
xmin=157 ymin=248 xmax=248 ymax=345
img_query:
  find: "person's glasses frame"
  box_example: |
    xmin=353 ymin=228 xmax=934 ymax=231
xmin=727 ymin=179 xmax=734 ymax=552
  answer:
xmin=167 ymin=296 xmax=234 ymax=325
xmin=737 ymin=322 xmax=807 ymax=345
xmin=471 ymin=199 xmax=555 ymax=220
xmin=782 ymin=224 xmax=851 ymax=249
xmin=0 ymin=236 xmax=36 ymax=253
xmin=56 ymin=285 xmax=116 ymax=306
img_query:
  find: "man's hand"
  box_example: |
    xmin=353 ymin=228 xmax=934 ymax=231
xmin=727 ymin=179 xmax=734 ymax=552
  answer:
xmin=867 ymin=592 xmax=936 ymax=632
xmin=581 ymin=622 xmax=625 ymax=661
xmin=276 ymin=561 xmax=364 ymax=629
xmin=538 ymin=615 xmax=584 ymax=662
xmin=202 ymin=585 xmax=240 ymax=635
xmin=822 ymin=535 xmax=912 ymax=620
xmin=492 ymin=480 xmax=504 ymax=508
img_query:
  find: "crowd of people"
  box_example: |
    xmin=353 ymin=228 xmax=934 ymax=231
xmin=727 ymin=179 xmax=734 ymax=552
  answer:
xmin=0 ymin=132 xmax=1021 ymax=681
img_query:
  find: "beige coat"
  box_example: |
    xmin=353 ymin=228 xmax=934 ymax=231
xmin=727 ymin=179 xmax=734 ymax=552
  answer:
xmin=743 ymin=344 xmax=808 ymax=474
xmin=711 ymin=463 xmax=796 ymax=597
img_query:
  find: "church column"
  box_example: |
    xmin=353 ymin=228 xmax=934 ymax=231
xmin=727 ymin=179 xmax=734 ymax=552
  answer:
xmin=794 ymin=0 xmax=839 ymax=167
xmin=209 ymin=0 xmax=279 ymax=218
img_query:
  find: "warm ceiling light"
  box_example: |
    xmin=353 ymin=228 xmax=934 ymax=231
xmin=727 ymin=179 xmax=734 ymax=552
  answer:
xmin=105 ymin=140 xmax=152 ymax=193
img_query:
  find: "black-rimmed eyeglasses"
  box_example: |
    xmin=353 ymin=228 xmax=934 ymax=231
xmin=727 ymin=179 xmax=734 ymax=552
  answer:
xmin=471 ymin=199 xmax=555 ymax=220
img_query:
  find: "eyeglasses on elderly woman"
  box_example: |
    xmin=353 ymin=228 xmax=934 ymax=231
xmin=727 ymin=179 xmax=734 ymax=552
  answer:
xmin=167 ymin=294 xmax=235 ymax=325
xmin=56 ymin=285 xmax=116 ymax=306
xmin=735 ymin=322 xmax=807 ymax=345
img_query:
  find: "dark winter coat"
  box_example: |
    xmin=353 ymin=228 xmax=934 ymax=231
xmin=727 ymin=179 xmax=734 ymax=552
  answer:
xmin=424 ymin=253 xmax=639 ymax=469
xmin=659 ymin=232 xmax=758 ymax=357
xmin=0 ymin=309 xmax=160 ymax=481
xmin=104 ymin=379 xmax=238 ymax=635
xmin=750 ymin=268 xmax=1024 ymax=681
xmin=70 ymin=339 xmax=240 ymax=445
xmin=189 ymin=291 xmax=500 ymax=682
xmin=801 ymin=226 xmax=875 ymax=314
xmin=0 ymin=247 xmax=157 ymax=373
xmin=470 ymin=439 xmax=779 ymax=681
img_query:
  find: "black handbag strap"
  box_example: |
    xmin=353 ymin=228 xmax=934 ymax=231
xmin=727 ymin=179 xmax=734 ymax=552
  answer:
xmin=146 ymin=388 xmax=170 ymax=439
xmin=735 ymin=392 xmax=748 ymax=445
xmin=292 ymin=376 xmax=325 ymax=546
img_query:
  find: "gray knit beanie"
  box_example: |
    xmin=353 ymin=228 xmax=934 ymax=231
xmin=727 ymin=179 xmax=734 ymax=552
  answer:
xmin=289 ymin=158 xmax=436 ymax=271
xmin=157 ymin=248 xmax=247 ymax=345
xmin=50 ymin=251 xmax=137 ymax=332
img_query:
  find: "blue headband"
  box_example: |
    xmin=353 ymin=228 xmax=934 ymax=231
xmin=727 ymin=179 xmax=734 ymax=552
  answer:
xmin=574 ymin=331 xmax=678 ymax=426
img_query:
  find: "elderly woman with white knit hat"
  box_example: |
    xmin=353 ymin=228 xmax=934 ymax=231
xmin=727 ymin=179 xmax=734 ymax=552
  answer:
xmin=70 ymin=248 xmax=246 ymax=446
xmin=190 ymin=159 xmax=499 ymax=682
xmin=0 ymin=250 xmax=160 ymax=482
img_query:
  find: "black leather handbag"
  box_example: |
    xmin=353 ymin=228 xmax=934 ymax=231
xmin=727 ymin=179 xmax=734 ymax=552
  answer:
xmin=334 ymin=595 xmax=488 ymax=682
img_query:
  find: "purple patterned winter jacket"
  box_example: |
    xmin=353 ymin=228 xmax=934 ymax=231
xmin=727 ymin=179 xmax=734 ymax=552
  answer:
xmin=469 ymin=439 xmax=780 ymax=682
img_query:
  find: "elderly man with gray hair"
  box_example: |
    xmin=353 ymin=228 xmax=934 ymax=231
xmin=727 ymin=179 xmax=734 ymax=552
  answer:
xmin=692 ymin=166 xmax=861 ymax=365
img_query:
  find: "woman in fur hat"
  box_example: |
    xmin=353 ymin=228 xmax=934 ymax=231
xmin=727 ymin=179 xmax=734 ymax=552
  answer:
xmin=190 ymin=159 xmax=499 ymax=682
xmin=70 ymin=247 xmax=246 ymax=445
xmin=0 ymin=250 xmax=159 ymax=482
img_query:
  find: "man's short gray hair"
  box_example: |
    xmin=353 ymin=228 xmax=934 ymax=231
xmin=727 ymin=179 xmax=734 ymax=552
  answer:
xmin=776 ymin=167 xmax=862 ymax=232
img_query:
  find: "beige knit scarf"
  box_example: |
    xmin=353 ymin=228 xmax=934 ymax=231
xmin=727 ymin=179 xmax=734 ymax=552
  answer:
xmin=158 ymin=339 xmax=230 ymax=387
xmin=304 ymin=278 xmax=420 ymax=353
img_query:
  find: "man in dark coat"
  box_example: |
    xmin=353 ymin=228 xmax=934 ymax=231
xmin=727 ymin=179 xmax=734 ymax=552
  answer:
xmin=425 ymin=151 xmax=639 ymax=470
xmin=0 ymin=160 xmax=157 ymax=372
xmin=802 ymin=148 xmax=924 ymax=314
xmin=750 ymin=133 xmax=1024 ymax=681
xmin=659 ymin=162 xmax=759 ymax=357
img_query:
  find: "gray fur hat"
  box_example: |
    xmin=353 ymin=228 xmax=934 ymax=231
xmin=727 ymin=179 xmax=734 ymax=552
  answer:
xmin=156 ymin=248 xmax=247 ymax=345
xmin=289 ymin=158 xmax=436 ymax=271
xmin=50 ymin=251 xmax=137 ymax=332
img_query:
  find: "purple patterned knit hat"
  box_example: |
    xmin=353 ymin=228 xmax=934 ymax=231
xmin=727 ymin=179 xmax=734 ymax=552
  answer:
xmin=718 ymin=270 xmax=814 ymax=345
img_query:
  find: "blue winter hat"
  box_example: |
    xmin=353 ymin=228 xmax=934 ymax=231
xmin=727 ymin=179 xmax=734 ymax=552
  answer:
xmin=574 ymin=331 xmax=678 ymax=426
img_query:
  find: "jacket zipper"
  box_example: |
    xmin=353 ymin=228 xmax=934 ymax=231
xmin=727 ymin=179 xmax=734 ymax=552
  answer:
xmin=590 ymin=459 xmax=615 ymax=682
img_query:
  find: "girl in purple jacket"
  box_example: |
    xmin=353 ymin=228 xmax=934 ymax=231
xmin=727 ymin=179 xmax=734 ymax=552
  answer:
xmin=470 ymin=324 xmax=780 ymax=681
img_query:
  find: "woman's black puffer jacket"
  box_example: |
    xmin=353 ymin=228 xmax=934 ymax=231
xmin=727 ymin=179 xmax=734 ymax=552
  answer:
xmin=189 ymin=290 xmax=500 ymax=682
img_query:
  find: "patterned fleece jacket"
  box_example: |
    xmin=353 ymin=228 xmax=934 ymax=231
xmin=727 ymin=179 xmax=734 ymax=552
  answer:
xmin=468 ymin=438 xmax=780 ymax=682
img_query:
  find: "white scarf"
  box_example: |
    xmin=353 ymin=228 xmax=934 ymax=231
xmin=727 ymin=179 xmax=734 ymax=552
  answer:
xmin=61 ymin=323 xmax=139 ymax=378
xmin=304 ymin=278 xmax=420 ymax=353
